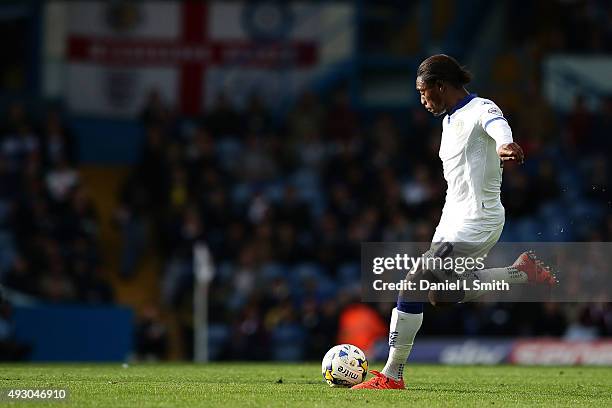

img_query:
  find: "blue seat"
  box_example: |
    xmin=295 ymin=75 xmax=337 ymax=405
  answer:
xmin=514 ymin=218 xmax=543 ymax=241
xmin=303 ymin=191 xmax=326 ymax=218
xmin=291 ymin=169 xmax=320 ymax=191
xmin=316 ymin=276 xmax=338 ymax=301
xmin=287 ymin=263 xmax=325 ymax=301
xmin=291 ymin=262 xmax=324 ymax=282
xmin=216 ymin=261 xmax=235 ymax=284
xmin=216 ymin=137 xmax=243 ymax=159
xmin=261 ymin=263 xmax=288 ymax=282
xmin=208 ymin=324 xmax=230 ymax=360
xmin=231 ymin=183 xmax=253 ymax=206
xmin=263 ymin=181 xmax=285 ymax=203
xmin=271 ymin=324 xmax=305 ymax=361
xmin=0 ymin=200 xmax=10 ymax=224
xmin=541 ymin=216 xmax=569 ymax=241
xmin=539 ymin=202 xmax=565 ymax=220
xmin=337 ymin=262 xmax=360 ymax=285
xmin=0 ymin=230 xmax=16 ymax=275
xmin=499 ymin=222 xmax=518 ymax=242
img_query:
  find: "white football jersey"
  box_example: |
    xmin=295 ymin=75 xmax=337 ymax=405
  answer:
xmin=436 ymin=94 xmax=513 ymax=233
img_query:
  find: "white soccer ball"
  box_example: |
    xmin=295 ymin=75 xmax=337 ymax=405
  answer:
xmin=321 ymin=344 xmax=368 ymax=387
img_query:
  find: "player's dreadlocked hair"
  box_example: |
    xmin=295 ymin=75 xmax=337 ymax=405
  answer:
xmin=417 ymin=54 xmax=472 ymax=88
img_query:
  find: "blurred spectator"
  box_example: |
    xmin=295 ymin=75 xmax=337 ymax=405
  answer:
xmin=287 ymin=91 xmax=324 ymax=143
xmin=337 ymin=303 xmax=387 ymax=356
xmin=515 ymin=81 xmax=557 ymax=155
xmin=534 ymin=303 xmax=567 ymax=336
xmin=138 ymin=125 xmax=169 ymax=206
xmin=41 ymin=109 xmax=77 ymax=167
xmin=3 ymin=257 xmax=33 ymax=296
xmin=325 ymin=88 xmax=358 ymax=142
xmin=114 ymin=176 xmax=148 ymax=278
xmin=534 ymin=160 xmax=561 ymax=204
xmin=303 ymin=298 xmax=339 ymax=360
xmin=140 ymin=88 xmax=174 ymax=129
xmin=239 ymin=135 xmax=278 ymax=182
xmin=161 ymin=205 xmax=204 ymax=307
xmin=45 ymin=158 xmax=79 ymax=202
xmin=0 ymin=298 xmax=31 ymax=361
xmin=135 ymin=305 xmax=169 ymax=361
xmin=2 ymin=102 xmax=29 ymax=135
xmin=566 ymin=94 xmax=595 ymax=155
xmin=594 ymin=97 xmax=612 ymax=150
xmin=203 ymin=92 xmax=242 ymax=138
xmin=244 ymin=94 xmax=272 ymax=136
xmin=2 ymin=123 xmax=39 ymax=173
xmin=230 ymin=299 xmax=267 ymax=360
xmin=501 ymin=167 xmax=535 ymax=218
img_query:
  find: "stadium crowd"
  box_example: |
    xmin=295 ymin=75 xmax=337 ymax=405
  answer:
xmin=0 ymin=85 xmax=610 ymax=361
xmin=0 ymin=103 xmax=113 ymax=305
xmin=122 ymin=82 xmax=610 ymax=360
xmin=1 ymin=0 xmax=611 ymax=360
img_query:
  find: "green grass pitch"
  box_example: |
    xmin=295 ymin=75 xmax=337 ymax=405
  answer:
xmin=1 ymin=363 xmax=611 ymax=407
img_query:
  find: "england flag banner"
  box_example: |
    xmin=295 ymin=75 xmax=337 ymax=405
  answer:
xmin=65 ymin=1 xmax=354 ymax=117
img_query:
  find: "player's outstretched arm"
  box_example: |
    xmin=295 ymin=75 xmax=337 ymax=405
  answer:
xmin=497 ymin=142 xmax=524 ymax=164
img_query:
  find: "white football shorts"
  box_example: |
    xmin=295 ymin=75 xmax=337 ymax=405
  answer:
xmin=431 ymin=221 xmax=504 ymax=259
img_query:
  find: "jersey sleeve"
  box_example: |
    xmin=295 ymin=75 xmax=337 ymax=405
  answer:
xmin=479 ymin=102 xmax=513 ymax=150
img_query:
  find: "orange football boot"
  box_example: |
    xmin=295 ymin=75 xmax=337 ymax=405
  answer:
xmin=351 ymin=370 xmax=405 ymax=390
xmin=512 ymin=251 xmax=557 ymax=286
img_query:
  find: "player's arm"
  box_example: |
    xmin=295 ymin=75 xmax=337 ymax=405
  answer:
xmin=480 ymin=103 xmax=525 ymax=164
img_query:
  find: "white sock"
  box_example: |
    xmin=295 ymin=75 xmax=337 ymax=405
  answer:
xmin=476 ymin=266 xmax=527 ymax=284
xmin=461 ymin=266 xmax=527 ymax=301
xmin=381 ymin=308 xmax=423 ymax=381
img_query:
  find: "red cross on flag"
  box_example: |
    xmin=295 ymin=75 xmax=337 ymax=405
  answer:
xmin=65 ymin=1 xmax=354 ymax=118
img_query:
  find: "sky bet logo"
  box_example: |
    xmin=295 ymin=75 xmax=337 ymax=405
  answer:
xmin=337 ymin=365 xmax=359 ymax=380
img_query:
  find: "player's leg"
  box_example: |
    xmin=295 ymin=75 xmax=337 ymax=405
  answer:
xmin=460 ymin=250 xmax=557 ymax=301
xmin=380 ymin=241 xmax=456 ymax=381
xmin=351 ymin=300 xmax=421 ymax=389
xmin=429 ymin=227 xmax=556 ymax=303
xmin=353 ymin=243 xmax=452 ymax=389
xmin=378 ymin=241 xmax=455 ymax=381
xmin=376 ymin=302 xmax=422 ymax=385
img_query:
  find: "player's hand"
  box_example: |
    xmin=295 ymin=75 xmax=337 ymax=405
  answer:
xmin=497 ymin=143 xmax=524 ymax=164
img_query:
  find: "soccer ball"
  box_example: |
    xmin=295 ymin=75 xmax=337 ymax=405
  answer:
xmin=321 ymin=344 xmax=368 ymax=387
